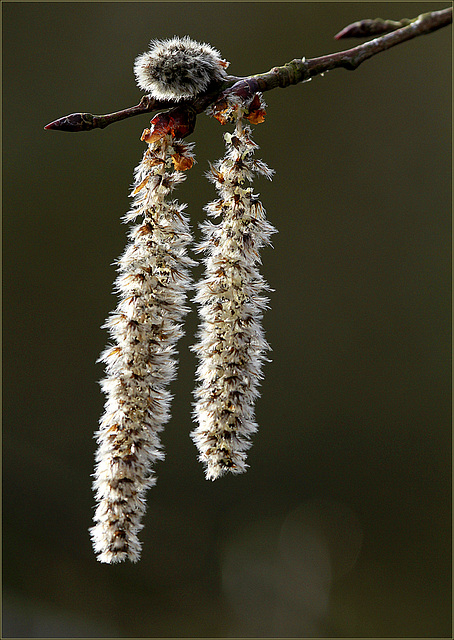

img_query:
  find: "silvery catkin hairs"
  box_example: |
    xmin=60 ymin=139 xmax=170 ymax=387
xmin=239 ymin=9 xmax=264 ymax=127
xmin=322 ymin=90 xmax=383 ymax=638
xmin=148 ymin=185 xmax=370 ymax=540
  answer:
xmin=90 ymin=130 xmax=195 ymax=563
xmin=191 ymin=94 xmax=276 ymax=480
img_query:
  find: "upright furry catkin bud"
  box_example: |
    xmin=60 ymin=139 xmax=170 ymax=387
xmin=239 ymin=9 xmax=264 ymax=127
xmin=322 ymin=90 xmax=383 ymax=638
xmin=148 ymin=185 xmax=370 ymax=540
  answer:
xmin=90 ymin=128 xmax=195 ymax=563
xmin=134 ymin=36 xmax=229 ymax=101
xmin=191 ymin=93 xmax=275 ymax=480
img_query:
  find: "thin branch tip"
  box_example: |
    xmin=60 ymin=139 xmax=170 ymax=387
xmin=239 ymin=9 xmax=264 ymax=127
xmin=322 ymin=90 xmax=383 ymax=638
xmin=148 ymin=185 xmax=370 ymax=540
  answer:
xmin=335 ymin=7 xmax=451 ymax=40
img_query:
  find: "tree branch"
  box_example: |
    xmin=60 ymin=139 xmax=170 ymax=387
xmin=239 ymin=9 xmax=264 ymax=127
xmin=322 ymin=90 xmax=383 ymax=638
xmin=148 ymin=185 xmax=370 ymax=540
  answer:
xmin=44 ymin=7 xmax=451 ymax=133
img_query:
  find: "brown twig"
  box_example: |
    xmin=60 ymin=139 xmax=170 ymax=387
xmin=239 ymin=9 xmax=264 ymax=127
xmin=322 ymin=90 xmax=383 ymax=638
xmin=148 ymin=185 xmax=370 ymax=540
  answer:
xmin=44 ymin=7 xmax=452 ymax=134
xmin=43 ymin=79 xmax=243 ymax=132
xmin=334 ymin=17 xmax=414 ymax=40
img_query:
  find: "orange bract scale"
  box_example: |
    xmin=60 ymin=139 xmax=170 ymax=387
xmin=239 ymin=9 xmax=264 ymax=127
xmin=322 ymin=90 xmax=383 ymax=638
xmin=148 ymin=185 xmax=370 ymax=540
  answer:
xmin=171 ymin=153 xmax=194 ymax=171
xmin=141 ymin=127 xmax=165 ymax=144
xmin=132 ymin=175 xmax=150 ymax=195
xmin=244 ymin=109 xmax=266 ymax=125
xmin=244 ymin=94 xmax=267 ymax=124
xmin=208 ymin=162 xmax=225 ymax=182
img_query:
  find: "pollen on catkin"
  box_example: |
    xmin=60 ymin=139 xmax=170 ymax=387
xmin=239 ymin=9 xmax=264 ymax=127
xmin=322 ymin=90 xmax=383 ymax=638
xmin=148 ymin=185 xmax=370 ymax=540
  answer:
xmin=90 ymin=133 xmax=196 ymax=563
xmin=134 ymin=36 xmax=229 ymax=101
xmin=191 ymin=94 xmax=276 ymax=481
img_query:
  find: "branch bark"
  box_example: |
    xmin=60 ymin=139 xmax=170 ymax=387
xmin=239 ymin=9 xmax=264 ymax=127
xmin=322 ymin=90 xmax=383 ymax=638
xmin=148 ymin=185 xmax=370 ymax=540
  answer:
xmin=44 ymin=7 xmax=451 ymax=133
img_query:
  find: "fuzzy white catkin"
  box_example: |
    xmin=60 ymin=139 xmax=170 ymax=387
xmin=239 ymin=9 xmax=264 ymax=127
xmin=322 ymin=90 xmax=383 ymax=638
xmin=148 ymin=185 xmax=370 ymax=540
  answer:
xmin=90 ymin=134 xmax=195 ymax=563
xmin=191 ymin=98 xmax=276 ymax=480
xmin=134 ymin=36 xmax=229 ymax=101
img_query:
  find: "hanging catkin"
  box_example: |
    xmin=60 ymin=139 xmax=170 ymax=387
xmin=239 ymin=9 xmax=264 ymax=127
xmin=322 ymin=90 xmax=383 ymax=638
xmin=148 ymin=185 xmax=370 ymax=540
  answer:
xmin=191 ymin=93 xmax=276 ymax=480
xmin=91 ymin=133 xmax=195 ymax=563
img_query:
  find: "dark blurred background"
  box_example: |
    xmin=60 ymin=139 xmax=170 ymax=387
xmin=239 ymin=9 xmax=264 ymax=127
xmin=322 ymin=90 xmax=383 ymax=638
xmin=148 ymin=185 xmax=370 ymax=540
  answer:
xmin=3 ymin=2 xmax=451 ymax=637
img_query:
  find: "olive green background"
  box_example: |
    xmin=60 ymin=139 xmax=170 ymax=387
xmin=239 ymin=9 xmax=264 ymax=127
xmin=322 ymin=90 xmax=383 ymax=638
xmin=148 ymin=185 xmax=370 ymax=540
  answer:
xmin=3 ymin=2 xmax=451 ymax=637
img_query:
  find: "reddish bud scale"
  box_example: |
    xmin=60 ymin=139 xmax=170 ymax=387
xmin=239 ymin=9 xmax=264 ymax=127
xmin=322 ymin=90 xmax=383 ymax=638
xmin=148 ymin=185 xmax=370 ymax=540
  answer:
xmin=141 ymin=107 xmax=197 ymax=144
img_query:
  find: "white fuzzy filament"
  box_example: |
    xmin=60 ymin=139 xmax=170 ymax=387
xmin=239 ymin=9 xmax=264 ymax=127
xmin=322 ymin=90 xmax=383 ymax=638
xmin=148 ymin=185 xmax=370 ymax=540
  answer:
xmin=91 ymin=134 xmax=195 ymax=563
xmin=192 ymin=108 xmax=275 ymax=480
